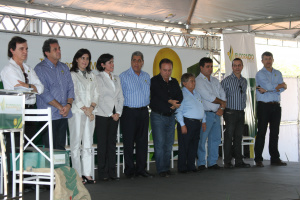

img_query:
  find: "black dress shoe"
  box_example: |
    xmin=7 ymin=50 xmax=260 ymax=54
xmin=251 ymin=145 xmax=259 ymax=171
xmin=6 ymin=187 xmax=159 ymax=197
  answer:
xmin=189 ymin=169 xmax=198 ymax=173
xmin=110 ymin=177 xmax=120 ymax=181
xmin=224 ymin=163 xmax=234 ymax=169
xmin=166 ymin=170 xmax=176 ymax=175
xmin=197 ymin=165 xmax=207 ymax=171
xmin=125 ymin=174 xmax=135 ymax=179
xmin=235 ymin=162 xmax=251 ymax=168
xmin=255 ymin=161 xmax=264 ymax=167
xmin=136 ymin=171 xmax=154 ymax=178
xmin=158 ymin=172 xmax=168 ymax=177
xmin=208 ymin=164 xmax=222 ymax=169
xmin=271 ymin=160 xmax=287 ymax=166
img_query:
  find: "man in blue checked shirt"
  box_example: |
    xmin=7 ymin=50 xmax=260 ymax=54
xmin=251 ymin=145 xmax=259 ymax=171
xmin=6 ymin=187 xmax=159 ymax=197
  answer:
xmin=120 ymin=51 xmax=154 ymax=179
xmin=221 ymin=58 xmax=250 ymax=169
xmin=35 ymin=38 xmax=75 ymax=150
xmin=176 ymin=73 xmax=206 ymax=173
xmin=254 ymin=51 xmax=287 ymax=167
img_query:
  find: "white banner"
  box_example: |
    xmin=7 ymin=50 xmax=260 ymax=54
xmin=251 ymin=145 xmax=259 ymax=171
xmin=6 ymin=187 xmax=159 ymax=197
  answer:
xmin=0 ymin=32 xmax=208 ymax=78
xmin=223 ymin=33 xmax=257 ymax=78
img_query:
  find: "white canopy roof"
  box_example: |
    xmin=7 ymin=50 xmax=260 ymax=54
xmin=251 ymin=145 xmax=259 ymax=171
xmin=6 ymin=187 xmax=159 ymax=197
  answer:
xmin=2 ymin=0 xmax=300 ymax=40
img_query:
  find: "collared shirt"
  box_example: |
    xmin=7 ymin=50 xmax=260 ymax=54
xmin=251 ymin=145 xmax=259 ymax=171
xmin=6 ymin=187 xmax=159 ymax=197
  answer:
xmin=103 ymin=71 xmax=115 ymax=91
xmin=119 ymin=67 xmax=150 ymax=108
xmin=176 ymin=87 xmax=206 ymax=126
xmin=34 ymin=57 xmax=75 ymax=120
xmin=221 ymin=72 xmax=247 ymax=110
xmin=256 ymin=67 xmax=285 ymax=102
xmin=195 ymin=73 xmax=226 ymax=112
xmin=0 ymin=58 xmax=44 ymax=104
xmin=150 ymin=74 xmax=183 ymax=114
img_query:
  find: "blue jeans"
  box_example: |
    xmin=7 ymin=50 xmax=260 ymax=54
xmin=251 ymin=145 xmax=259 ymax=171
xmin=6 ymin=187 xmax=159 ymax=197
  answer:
xmin=197 ymin=112 xmax=221 ymax=167
xmin=150 ymin=112 xmax=175 ymax=173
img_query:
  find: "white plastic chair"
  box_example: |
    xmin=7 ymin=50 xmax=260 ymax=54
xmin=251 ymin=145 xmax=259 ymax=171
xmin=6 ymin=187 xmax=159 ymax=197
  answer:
xmin=11 ymin=108 xmax=55 ymax=200
xmin=242 ymin=136 xmax=255 ymax=164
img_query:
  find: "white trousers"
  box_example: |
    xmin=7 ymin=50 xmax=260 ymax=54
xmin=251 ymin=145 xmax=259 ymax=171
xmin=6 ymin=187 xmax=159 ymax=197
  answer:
xmin=68 ymin=113 xmax=95 ymax=177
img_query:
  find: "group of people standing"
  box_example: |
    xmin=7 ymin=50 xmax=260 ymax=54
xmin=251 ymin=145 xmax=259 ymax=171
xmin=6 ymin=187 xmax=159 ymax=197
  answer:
xmin=1 ymin=35 xmax=287 ymax=187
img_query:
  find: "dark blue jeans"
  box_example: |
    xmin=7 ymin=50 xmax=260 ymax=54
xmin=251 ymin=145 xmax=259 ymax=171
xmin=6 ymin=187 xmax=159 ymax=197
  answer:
xmin=150 ymin=111 xmax=175 ymax=173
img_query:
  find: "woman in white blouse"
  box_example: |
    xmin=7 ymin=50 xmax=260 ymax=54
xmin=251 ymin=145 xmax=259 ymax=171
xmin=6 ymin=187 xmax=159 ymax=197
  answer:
xmin=95 ymin=53 xmax=124 ymax=181
xmin=68 ymin=48 xmax=99 ymax=184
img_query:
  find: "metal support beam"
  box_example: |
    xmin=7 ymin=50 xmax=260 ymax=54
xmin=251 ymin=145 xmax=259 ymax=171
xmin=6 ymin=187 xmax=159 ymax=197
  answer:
xmin=0 ymin=12 xmax=221 ymax=50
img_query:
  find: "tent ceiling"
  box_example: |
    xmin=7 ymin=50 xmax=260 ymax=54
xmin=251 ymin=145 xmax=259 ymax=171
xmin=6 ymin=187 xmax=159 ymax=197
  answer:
xmin=2 ymin=0 xmax=300 ymax=40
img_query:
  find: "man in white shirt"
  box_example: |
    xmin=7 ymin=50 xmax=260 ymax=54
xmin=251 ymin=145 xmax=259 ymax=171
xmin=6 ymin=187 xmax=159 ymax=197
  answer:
xmin=1 ymin=36 xmax=44 ymax=192
xmin=195 ymin=57 xmax=226 ymax=170
xmin=1 ymin=36 xmax=44 ymax=101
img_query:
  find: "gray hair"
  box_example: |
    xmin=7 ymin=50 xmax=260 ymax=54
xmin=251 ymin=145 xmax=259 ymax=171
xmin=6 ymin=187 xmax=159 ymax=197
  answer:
xmin=131 ymin=51 xmax=144 ymax=61
xmin=181 ymin=73 xmax=195 ymax=87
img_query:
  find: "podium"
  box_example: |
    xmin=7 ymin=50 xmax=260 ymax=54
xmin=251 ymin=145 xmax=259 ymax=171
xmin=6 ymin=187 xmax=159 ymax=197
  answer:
xmin=0 ymin=90 xmax=28 ymax=199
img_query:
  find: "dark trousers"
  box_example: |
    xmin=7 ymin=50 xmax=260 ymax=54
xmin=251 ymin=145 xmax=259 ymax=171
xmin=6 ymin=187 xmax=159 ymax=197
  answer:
xmin=43 ymin=118 xmax=68 ymax=150
xmin=95 ymin=115 xmax=118 ymax=179
xmin=120 ymin=107 xmax=149 ymax=175
xmin=255 ymin=102 xmax=281 ymax=162
xmin=223 ymin=109 xmax=245 ymax=164
xmin=177 ymin=118 xmax=201 ymax=171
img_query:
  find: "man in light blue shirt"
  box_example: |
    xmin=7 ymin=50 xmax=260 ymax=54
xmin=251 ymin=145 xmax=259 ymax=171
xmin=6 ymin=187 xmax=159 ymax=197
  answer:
xmin=195 ymin=57 xmax=226 ymax=170
xmin=255 ymin=51 xmax=287 ymax=167
xmin=35 ymin=38 xmax=75 ymax=150
xmin=176 ymin=73 xmax=206 ymax=173
xmin=119 ymin=51 xmax=153 ymax=178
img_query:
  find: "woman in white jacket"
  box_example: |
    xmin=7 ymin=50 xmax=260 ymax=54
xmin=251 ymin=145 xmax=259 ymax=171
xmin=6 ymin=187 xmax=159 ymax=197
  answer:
xmin=68 ymin=48 xmax=99 ymax=184
xmin=95 ymin=53 xmax=124 ymax=181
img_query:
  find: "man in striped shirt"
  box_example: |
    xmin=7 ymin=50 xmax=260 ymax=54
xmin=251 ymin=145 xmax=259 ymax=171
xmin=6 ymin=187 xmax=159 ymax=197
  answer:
xmin=120 ymin=51 xmax=154 ymax=179
xmin=221 ymin=58 xmax=250 ymax=168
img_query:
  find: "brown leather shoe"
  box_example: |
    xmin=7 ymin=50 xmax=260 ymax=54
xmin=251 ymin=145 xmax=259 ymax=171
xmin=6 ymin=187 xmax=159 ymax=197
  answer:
xmin=271 ymin=160 xmax=287 ymax=166
xmin=256 ymin=161 xmax=264 ymax=167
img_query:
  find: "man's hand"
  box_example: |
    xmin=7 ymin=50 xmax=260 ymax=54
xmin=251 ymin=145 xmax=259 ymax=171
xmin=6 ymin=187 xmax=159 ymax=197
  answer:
xmin=15 ymin=80 xmax=38 ymax=93
xmin=112 ymin=113 xmax=120 ymax=121
xmin=60 ymin=104 xmax=71 ymax=117
xmin=216 ymin=108 xmax=224 ymax=116
xmin=168 ymin=99 xmax=181 ymax=109
xmin=181 ymin=125 xmax=187 ymax=134
xmin=256 ymin=86 xmax=267 ymax=94
xmin=275 ymin=82 xmax=287 ymax=91
xmin=14 ymin=80 xmax=28 ymax=88
xmin=202 ymin=123 xmax=206 ymax=132
xmin=220 ymin=101 xmax=226 ymax=109
xmin=170 ymin=106 xmax=176 ymax=110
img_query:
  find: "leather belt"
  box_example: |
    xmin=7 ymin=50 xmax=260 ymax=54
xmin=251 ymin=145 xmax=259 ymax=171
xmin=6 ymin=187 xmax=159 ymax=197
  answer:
xmin=258 ymin=101 xmax=280 ymax=105
xmin=152 ymin=111 xmax=174 ymax=117
xmin=124 ymin=106 xmax=148 ymax=110
xmin=225 ymin=108 xmax=244 ymax=112
xmin=184 ymin=117 xmax=202 ymax=123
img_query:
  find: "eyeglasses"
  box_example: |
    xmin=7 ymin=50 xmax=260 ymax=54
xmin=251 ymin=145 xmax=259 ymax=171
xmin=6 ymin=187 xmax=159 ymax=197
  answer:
xmin=239 ymin=85 xmax=243 ymax=94
xmin=23 ymin=72 xmax=29 ymax=84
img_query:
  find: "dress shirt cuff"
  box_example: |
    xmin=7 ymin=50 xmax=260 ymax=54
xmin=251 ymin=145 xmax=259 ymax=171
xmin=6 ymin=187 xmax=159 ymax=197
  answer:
xmin=178 ymin=121 xmax=185 ymax=127
xmin=116 ymin=112 xmax=121 ymax=115
xmin=75 ymin=102 xmax=85 ymax=109
xmin=108 ymin=112 xmax=113 ymax=117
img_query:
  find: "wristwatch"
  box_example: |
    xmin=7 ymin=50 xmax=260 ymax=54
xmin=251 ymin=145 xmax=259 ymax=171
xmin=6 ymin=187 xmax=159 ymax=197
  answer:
xmin=220 ymin=107 xmax=225 ymax=110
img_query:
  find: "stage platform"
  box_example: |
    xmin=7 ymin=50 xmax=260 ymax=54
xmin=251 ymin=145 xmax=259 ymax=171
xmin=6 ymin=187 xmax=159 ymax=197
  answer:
xmin=18 ymin=159 xmax=300 ymax=200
